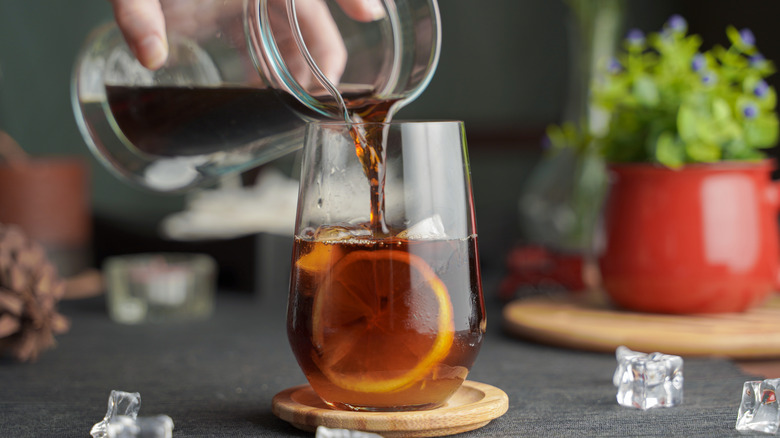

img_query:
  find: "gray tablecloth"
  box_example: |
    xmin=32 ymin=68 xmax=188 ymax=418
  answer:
xmin=0 ymin=287 xmax=764 ymax=437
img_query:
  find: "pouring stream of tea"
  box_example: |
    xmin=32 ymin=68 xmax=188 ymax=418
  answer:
xmin=287 ymin=0 xmax=399 ymax=236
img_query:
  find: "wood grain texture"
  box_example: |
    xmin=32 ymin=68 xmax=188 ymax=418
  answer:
xmin=503 ymin=292 xmax=780 ymax=359
xmin=271 ymin=381 xmax=509 ymax=437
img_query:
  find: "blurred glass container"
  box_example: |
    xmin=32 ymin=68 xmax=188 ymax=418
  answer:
xmin=518 ymin=0 xmax=623 ymax=255
xmin=104 ymin=253 xmax=216 ymax=324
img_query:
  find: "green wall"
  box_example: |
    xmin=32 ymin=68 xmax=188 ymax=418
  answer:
xmin=0 ymin=1 xmax=672 ymax=231
xmin=0 ymin=0 xmax=184 ymax=230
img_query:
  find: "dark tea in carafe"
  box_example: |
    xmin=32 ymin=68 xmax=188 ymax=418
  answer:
xmin=105 ymin=85 xmax=307 ymax=157
xmin=104 ymin=84 xmax=392 ymax=157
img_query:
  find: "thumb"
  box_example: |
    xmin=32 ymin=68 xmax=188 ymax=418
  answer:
xmin=108 ymin=0 xmax=168 ymax=70
xmin=334 ymin=0 xmax=386 ymax=22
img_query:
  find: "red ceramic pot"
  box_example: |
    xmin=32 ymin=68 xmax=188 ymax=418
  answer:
xmin=0 ymin=158 xmax=90 ymax=247
xmin=598 ymin=160 xmax=779 ymax=314
xmin=0 ymin=157 xmax=92 ymax=277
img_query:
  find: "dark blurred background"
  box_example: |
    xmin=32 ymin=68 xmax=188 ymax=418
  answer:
xmin=0 ymin=0 xmax=778 ymax=295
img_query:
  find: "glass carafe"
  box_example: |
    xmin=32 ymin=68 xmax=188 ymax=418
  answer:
xmin=72 ymin=0 xmax=440 ymax=192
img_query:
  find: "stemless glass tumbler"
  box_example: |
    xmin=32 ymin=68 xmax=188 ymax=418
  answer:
xmin=287 ymin=121 xmax=486 ymax=411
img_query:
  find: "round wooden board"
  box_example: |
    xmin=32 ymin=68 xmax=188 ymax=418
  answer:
xmin=272 ymin=380 xmax=509 ymax=437
xmin=503 ymin=292 xmax=780 ymax=359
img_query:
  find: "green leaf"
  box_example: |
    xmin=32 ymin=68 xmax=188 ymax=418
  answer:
xmin=717 ymin=120 xmax=743 ymax=143
xmin=712 ymin=98 xmax=731 ymax=121
xmin=545 ymin=125 xmax=565 ymax=147
xmin=677 ymin=104 xmax=698 ymax=142
xmin=685 ymin=141 xmax=721 ymax=162
xmin=726 ymin=26 xmax=742 ymax=47
xmin=760 ymin=88 xmax=777 ymax=110
xmin=744 ymin=116 xmax=779 ymax=148
xmin=633 ymin=75 xmax=660 ymax=107
xmin=726 ymin=25 xmax=757 ymax=55
xmin=723 ymin=139 xmax=764 ymax=160
xmin=655 ymin=132 xmax=684 ymax=168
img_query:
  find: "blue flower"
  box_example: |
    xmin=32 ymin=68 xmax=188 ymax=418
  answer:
xmin=626 ymin=29 xmax=645 ymax=47
xmin=754 ymin=80 xmax=770 ymax=98
xmin=740 ymin=28 xmax=756 ymax=47
xmin=701 ymin=71 xmax=717 ymax=86
xmin=607 ymin=57 xmax=622 ymax=74
xmin=666 ymin=14 xmax=687 ymax=34
xmin=541 ymin=135 xmax=552 ymax=150
xmin=743 ymin=103 xmax=758 ymax=119
xmin=691 ymin=53 xmax=706 ymax=72
xmin=750 ymin=53 xmax=767 ymax=67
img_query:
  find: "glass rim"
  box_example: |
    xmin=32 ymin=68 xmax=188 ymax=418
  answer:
xmin=306 ymin=119 xmax=464 ymax=128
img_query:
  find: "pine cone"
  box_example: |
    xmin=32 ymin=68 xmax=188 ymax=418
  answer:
xmin=0 ymin=223 xmax=69 ymax=361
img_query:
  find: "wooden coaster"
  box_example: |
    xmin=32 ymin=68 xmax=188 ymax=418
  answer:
xmin=503 ymin=292 xmax=780 ymax=359
xmin=272 ymin=380 xmax=508 ymax=437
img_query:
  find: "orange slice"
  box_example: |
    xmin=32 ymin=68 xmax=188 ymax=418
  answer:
xmin=295 ymin=242 xmax=336 ymax=273
xmin=311 ymin=249 xmax=454 ymax=393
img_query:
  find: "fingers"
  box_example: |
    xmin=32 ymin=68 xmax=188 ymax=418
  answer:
xmin=108 ymin=0 xmax=169 ymax=70
xmin=296 ymin=0 xmax=348 ymax=85
xmin=334 ymin=0 xmax=386 ymax=22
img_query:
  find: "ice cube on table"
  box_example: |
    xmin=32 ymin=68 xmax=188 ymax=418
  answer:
xmin=91 ymin=391 xmax=141 ymax=437
xmin=91 ymin=391 xmax=173 ymax=438
xmin=397 ymin=214 xmax=447 ymax=240
xmin=105 ymin=416 xmax=138 ymax=438
xmin=736 ymin=378 xmax=780 ymax=434
xmin=107 ymin=415 xmax=174 ymax=438
xmin=613 ymin=345 xmax=683 ymax=410
xmin=316 ymin=425 xmax=384 ymax=437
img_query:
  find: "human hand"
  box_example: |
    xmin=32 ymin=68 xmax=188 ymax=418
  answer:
xmin=107 ymin=0 xmax=386 ymax=71
xmin=107 ymin=0 xmax=168 ymax=70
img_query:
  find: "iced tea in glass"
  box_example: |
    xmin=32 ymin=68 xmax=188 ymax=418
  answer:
xmin=287 ymin=121 xmax=485 ymax=411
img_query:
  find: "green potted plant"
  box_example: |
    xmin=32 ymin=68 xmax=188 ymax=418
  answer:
xmin=590 ymin=15 xmax=777 ymax=166
xmin=550 ymin=15 xmax=780 ymax=314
